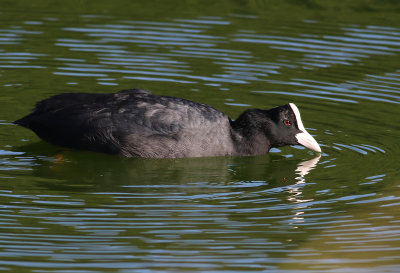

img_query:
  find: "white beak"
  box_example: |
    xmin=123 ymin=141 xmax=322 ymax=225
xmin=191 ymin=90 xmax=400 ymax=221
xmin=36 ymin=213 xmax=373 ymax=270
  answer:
xmin=289 ymin=103 xmax=321 ymax=153
xmin=295 ymin=131 xmax=321 ymax=152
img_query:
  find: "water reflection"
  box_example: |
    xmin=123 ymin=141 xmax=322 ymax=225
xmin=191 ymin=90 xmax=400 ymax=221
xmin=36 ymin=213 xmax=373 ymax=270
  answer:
xmin=5 ymin=141 xmax=321 ymax=192
xmin=286 ymin=156 xmax=320 ymax=228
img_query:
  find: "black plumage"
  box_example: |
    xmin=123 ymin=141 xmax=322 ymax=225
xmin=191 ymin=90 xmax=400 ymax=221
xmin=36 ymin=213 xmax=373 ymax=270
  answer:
xmin=14 ymin=88 xmax=321 ymax=158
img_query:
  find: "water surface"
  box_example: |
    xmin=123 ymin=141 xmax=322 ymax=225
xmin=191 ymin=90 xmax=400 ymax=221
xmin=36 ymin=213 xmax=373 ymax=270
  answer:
xmin=0 ymin=1 xmax=400 ymax=272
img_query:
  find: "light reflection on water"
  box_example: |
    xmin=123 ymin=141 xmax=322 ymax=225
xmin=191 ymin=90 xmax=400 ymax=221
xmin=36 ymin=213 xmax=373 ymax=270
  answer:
xmin=0 ymin=2 xmax=400 ymax=273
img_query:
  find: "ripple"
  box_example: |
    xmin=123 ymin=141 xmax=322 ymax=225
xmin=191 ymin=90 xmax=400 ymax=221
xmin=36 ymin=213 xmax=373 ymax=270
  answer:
xmin=174 ymin=18 xmax=231 ymax=25
xmin=0 ymin=52 xmax=47 ymax=69
xmin=333 ymin=143 xmax=385 ymax=155
xmin=233 ymin=24 xmax=400 ymax=72
xmin=0 ymin=27 xmax=41 ymax=45
xmin=252 ymin=90 xmax=358 ymax=103
xmin=253 ymin=72 xmax=400 ymax=104
xmin=63 ymin=24 xmax=223 ymax=47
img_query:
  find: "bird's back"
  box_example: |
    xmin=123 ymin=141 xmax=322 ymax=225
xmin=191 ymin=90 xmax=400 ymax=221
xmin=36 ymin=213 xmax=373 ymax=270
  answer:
xmin=15 ymin=89 xmax=235 ymax=158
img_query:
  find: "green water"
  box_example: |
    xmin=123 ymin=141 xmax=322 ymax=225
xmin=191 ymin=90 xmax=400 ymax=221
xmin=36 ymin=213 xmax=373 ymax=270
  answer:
xmin=0 ymin=1 xmax=400 ymax=272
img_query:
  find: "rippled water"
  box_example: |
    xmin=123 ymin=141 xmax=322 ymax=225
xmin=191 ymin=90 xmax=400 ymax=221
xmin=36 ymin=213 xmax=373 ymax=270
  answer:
xmin=0 ymin=1 xmax=400 ymax=272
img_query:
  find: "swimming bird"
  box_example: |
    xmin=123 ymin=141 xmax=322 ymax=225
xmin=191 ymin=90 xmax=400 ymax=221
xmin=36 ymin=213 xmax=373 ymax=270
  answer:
xmin=14 ymin=88 xmax=321 ymax=158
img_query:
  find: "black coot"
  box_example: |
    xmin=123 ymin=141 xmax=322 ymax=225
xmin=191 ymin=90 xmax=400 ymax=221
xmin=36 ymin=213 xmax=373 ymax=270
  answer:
xmin=14 ymin=89 xmax=321 ymax=158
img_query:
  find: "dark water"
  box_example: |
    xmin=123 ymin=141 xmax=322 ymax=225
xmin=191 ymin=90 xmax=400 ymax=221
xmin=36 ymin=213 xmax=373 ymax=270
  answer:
xmin=1 ymin=1 xmax=400 ymax=272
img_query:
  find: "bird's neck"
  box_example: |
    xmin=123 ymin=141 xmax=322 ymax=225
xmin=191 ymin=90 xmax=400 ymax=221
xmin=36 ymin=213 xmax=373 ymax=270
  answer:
xmin=230 ymin=111 xmax=271 ymax=156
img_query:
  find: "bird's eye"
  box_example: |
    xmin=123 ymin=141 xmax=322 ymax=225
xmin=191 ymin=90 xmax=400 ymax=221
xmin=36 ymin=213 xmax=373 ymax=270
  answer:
xmin=283 ymin=120 xmax=291 ymax=126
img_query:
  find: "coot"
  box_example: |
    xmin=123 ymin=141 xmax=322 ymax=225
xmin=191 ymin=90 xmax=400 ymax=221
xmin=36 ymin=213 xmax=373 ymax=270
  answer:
xmin=14 ymin=89 xmax=321 ymax=158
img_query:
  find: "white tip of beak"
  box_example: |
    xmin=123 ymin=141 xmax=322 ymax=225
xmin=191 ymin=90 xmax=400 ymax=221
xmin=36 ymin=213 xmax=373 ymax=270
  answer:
xmin=289 ymin=103 xmax=321 ymax=153
xmin=296 ymin=131 xmax=321 ymax=153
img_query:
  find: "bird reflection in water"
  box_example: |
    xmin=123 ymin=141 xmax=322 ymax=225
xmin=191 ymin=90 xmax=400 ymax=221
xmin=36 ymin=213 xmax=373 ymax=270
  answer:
xmin=286 ymin=155 xmax=321 ymax=227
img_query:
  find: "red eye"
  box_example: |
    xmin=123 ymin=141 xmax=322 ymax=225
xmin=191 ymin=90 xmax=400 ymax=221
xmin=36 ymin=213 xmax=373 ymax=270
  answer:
xmin=284 ymin=120 xmax=291 ymax=126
